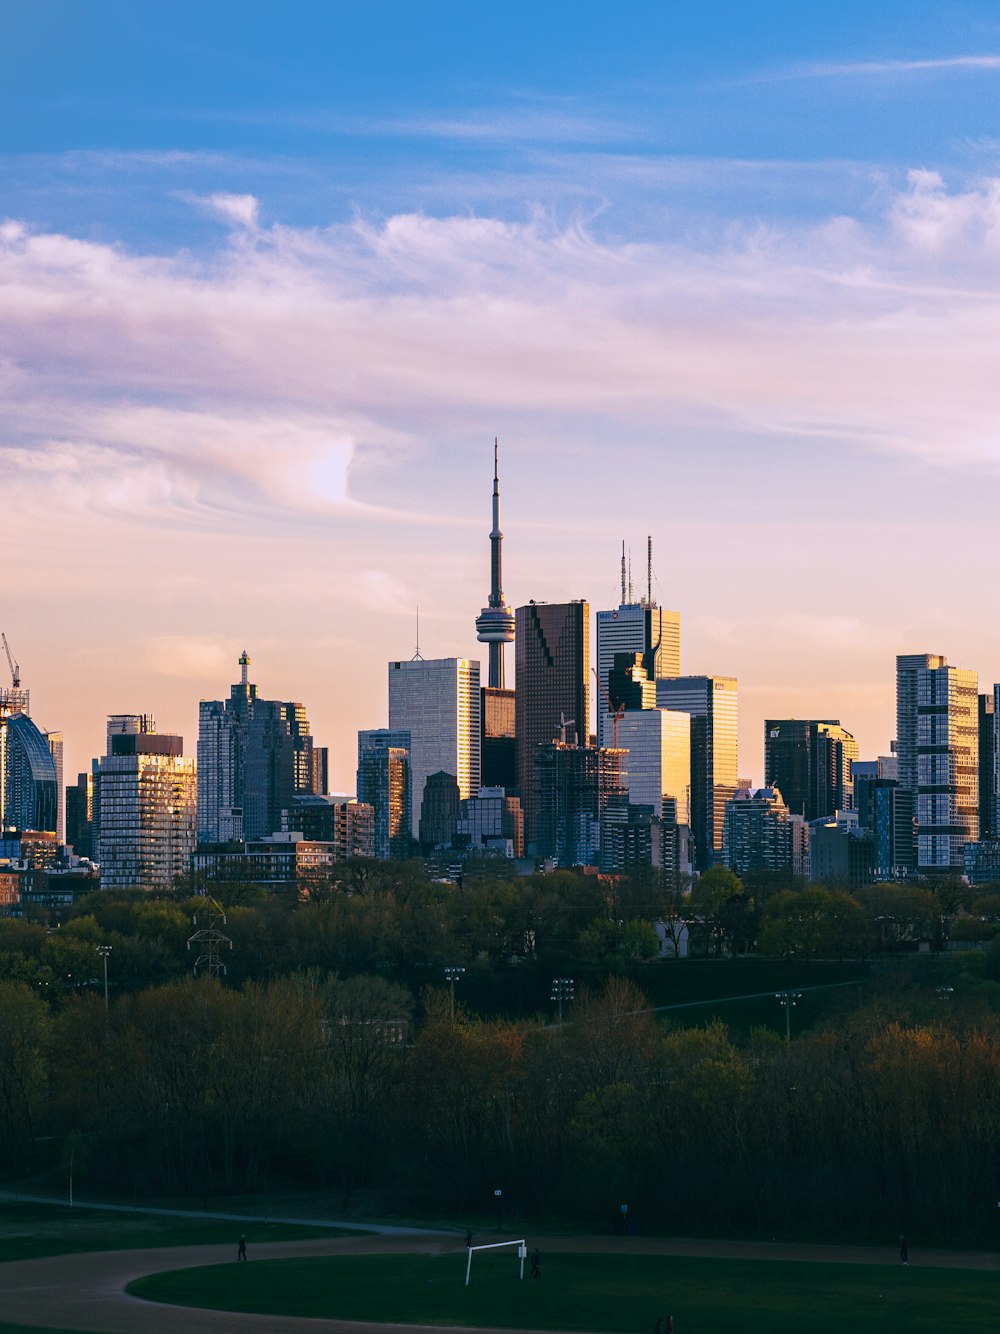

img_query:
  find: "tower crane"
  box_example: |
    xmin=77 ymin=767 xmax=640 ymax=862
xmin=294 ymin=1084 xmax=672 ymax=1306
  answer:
xmin=1 ymin=634 xmax=19 ymax=688
xmin=593 ymin=668 xmax=626 ymax=749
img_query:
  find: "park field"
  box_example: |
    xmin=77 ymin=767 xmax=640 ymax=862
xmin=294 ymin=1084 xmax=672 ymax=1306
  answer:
xmin=0 ymin=1201 xmax=352 ymax=1262
xmin=129 ymin=1249 xmax=997 ymax=1333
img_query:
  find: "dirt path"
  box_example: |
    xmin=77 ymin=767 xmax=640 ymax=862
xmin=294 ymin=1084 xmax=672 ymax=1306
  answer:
xmin=1 ymin=1231 xmax=996 ymax=1334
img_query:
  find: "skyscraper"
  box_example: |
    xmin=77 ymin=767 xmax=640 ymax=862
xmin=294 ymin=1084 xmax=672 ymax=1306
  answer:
xmin=596 ymin=539 xmax=680 ymax=748
xmin=388 ymin=658 xmax=481 ymax=831
xmin=896 ymin=653 xmax=978 ymax=873
xmin=656 ymin=675 xmax=738 ymax=871
xmin=198 ymin=652 xmax=324 ymax=843
xmin=515 ymin=600 xmax=589 ymax=850
xmin=894 ymin=653 xmax=945 ymax=871
xmin=534 ymin=741 xmax=627 ymax=869
xmin=0 ymin=711 xmax=59 ymax=835
xmin=357 ymin=728 xmax=412 ymax=860
xmin=764 ymin=720 xmax=859 ymax=821
xmin=95 ymin=714 xmax=196 ymax=890
xmin=916 ymin=660 xmax=978 ymax=872
xmin=980 ymin=692 xmax=995 ymax=840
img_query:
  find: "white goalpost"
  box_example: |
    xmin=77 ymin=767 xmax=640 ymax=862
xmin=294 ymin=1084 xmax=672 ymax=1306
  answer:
xmin=465 ymin=1238 xmax=527 ymax=1286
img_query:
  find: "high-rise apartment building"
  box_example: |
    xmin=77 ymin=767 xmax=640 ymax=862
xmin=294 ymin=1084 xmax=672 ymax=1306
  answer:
xmin=66 ymin=771 xmax=95 ymax=859
xmin=895 ymin=653 xmax=945 ymax=871
xmin=0 ymin=711 xmax=59 ymax=835
xmin=388 ymin=658 xmax=481 ymax=831
xmin=357 ymin=729 xmax=412 ymax=861
xmin=515 ymin=600 xmax=589 ymax=851
xmin=198 ymin=652 xmax=325 ymax=843
xmin=764 ymin=720 xmax=859 ymax=821
xmin=915 ymin=660 xmax=978 ymax=872
xmin=596 ymin=542 xmax=680 ymax=748
xmin=722 ymin=786 xmax=794 ymax=877
xmin=656 ymin=675 xmax=738 ymax=871
xmin=95 ymin=714 xmax=196 ymax=890
xmin=896 ymin=654 xmax=979 ymax=873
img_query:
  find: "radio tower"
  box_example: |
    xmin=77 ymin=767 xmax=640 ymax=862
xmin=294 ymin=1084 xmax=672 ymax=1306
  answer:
xmin=475 ymin=439 xmax=515 ymax=688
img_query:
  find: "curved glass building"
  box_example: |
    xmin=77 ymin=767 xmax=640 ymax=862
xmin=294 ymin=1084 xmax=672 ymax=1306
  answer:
xmin=1 ymin=711 xmax=58 ymax=834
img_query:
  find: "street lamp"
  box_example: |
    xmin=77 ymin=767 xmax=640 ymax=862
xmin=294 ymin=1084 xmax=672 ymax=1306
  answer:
xmin=774 ymin=990 xmax=802 ymax=1042
xmin=444 ymin=965 xmax=465 ymax=1021
xmin=551 ymin=977 xmax=575 ymax=1028
xmin=96 ymin=945 xmax=112 ymax=1011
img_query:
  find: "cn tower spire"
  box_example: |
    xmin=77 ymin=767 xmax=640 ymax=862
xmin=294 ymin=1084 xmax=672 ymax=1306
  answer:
xmin=475 ymin=438 xmax=515 ymax=688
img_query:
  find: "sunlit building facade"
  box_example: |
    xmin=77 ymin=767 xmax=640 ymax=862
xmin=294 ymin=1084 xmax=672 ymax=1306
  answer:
xmin=357 ymin=728 xmax=412 ymax=861
xmin=764 ymin=719 xmax=859 ymax=821
xmin=656 ymin=674 xmax=738 ymax=871
xmin=388 ymin=658 xmax=481 ymax=832
xmin=95 ymin=715 xmax=196 ymax=890
xmin=596 ymin=601 xmax=680 ymax=747
xmin=0 ymin=710 xmax=59 ymax=835
xmin=915 ymin=660 xmax=978 ymax=872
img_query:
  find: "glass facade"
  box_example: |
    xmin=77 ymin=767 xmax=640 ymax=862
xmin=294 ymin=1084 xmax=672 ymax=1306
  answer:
xmin=764 ymin=719 xmax=859 ymax=821
xmin=596 ymin=602 xmax=680 ymax=747
xmin=534 ymin=741 xmax=627 ymax=868
xmin=656 ymin=675 xmax=737 ymax=871
xmin=388 ymin=658 xmax=481 ymax=832
xmin=198 ymin=656 xmax=322 ymax=843
xmin=357 ymin=729 xmax=412 ymax=861
xmin=515 ymin=600 xmax=589 ymax=850
xmin=1 ymin=710 xmax=59 ymax=835
xmin=95 ymin=718 xmax=196 ymax=890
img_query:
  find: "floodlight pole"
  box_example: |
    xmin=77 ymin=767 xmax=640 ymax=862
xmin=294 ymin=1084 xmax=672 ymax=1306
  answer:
xmin=774 ymin=990 xmax=802 ymax=1042
xmin=444 ymin=965 xmax=465 ymax=1022
xmin=96 ymin=945 xmax=112 ymax=1011
xmin=551 ymin=976 xmax=574 ymax=1029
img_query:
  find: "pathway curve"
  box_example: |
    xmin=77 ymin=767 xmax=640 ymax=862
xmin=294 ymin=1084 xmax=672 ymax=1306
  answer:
xmin=1 ymin=1229 xmax=996 ymax=1334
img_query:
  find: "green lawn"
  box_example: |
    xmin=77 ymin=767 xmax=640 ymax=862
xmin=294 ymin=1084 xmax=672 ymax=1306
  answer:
xmin=129 ymin=1250 xmax=997 ymax=1333
xmin=0 ymin=1201 xmax=352 ymax=1262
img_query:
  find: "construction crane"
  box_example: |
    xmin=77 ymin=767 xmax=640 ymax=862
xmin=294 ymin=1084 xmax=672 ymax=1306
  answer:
xmin=593 ymin=667 xmax=626 ymax=749
xmin=1 ymin=634 xmax=19 ymax=688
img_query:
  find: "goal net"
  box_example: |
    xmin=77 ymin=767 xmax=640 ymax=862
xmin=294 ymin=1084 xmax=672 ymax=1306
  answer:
xmin=465 ymin=1238 xmax=527 ymax=1286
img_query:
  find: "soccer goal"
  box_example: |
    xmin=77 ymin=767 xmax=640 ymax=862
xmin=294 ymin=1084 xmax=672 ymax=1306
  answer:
xmin=465 ymin=1238 xmax=527 ymax=1286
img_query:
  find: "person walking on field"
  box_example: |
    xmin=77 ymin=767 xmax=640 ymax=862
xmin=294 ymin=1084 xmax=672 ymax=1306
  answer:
xmin=665 ymin=1318 xmax=674 ymax=1334
xmin=530 ymin=1247 xmax=541 ymax=1278
xmin=899 ymin=1234 xmax=909 ymax=1265
xmin=237 ymin=1234 xmax=247 ymax=1261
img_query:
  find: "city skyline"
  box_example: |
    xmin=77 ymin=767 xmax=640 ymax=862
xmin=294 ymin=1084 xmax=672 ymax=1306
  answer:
xmin=7 ymin=3 xmax=1000 ymax=792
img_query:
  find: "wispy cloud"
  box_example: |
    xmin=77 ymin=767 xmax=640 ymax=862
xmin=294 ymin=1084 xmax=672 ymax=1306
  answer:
xmin=781 ymin=54 xmax=1000 ymax=80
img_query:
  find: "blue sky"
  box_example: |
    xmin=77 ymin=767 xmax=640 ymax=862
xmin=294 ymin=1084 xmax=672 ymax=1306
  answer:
xmin=5 ymin=2 xmax=1000 ymax=792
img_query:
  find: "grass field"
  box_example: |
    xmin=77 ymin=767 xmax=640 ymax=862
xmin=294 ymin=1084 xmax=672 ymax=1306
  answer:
xmin=128 ymin=1249 xmax=997 ymax=1333
xmin=0 ymin=1201 xmax=352 ymax=1262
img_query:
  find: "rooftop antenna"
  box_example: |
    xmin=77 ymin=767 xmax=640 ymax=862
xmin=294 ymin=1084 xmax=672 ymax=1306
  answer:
xmin=620 ymin=542 xmax=626 ymax=605
xmin=627 ymin=550 xmax=634 ymax=605
xmin=647 ymin=535 xmax=652 ymax=608
xmin=412 ymin=606 xmax=424 ymax=660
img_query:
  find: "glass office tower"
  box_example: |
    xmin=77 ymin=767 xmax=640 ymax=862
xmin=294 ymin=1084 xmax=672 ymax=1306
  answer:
xmin=388 ymin=658 xmax=481 ymax=832
xmin=656 ymin=675 xmax=738 ymax=871
xmin=515 ymin=600 xmax=589 ymax=851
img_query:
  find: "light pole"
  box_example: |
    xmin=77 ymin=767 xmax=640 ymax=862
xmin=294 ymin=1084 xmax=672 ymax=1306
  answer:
xmin=444 ymin=965 xmax=465 ymax=1021
xmin=774 ymin=990 xmax=802 ymax=1042
xmin=551 ymin=977 xmax=575 ymax=1028
xmin=96 ymin=945 xmax=112 ymax=1011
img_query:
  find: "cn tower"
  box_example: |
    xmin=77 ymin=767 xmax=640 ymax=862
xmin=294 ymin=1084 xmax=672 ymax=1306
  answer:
xmin=475 ymin=439 xmax=515 ymax=687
